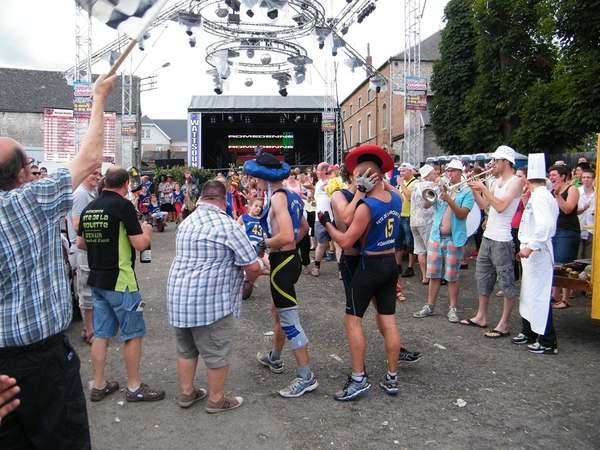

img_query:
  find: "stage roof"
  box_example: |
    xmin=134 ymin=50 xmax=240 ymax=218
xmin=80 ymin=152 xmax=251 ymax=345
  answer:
xmin=188 ymin=95 xmax=328 ymax=112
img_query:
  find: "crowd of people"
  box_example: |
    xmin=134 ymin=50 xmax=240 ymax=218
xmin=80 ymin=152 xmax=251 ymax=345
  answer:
xmin=0 ymin=71 xmax=596 ymax=448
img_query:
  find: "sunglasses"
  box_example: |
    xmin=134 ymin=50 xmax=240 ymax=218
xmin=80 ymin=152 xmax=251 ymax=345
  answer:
xmin=490 ymin=158 xmax=506 ymax=163
xmin=31 ymin=171 xmax=41 ymax=176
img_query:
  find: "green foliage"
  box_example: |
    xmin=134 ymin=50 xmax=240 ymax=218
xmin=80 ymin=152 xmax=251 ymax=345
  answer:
xmin=431 ymin=0 xmax=598 ymax=155
xmin=151 ymin=167 xmax=215 ymax=194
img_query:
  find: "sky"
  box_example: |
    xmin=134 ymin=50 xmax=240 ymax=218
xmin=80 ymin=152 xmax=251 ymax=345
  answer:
xmin=0 ymin=0 xmax=449 ymax=120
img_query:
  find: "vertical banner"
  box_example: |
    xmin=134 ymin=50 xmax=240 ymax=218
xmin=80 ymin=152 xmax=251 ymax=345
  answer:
xmin=405 ymin=77 xmax=428 ymax=111
xmin=188 ymin=112 xmax=201 ymax=168
xmin=73 ymin=82 xmax=94 ymax=118
xmin=321 ymin=112 xmax=336 ymax=132
xmin=121 ymin=114 xmax=138 ymax=136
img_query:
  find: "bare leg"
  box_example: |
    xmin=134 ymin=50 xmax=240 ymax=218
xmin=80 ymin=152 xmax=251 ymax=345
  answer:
xmin=177 ymin=356 xmax=198 ymax=395
xmin=206 ymin=365 xmax=230 ymax=403
xmin=344 ymin=314 xmax=365 ymax=373
xmin=270 ymin=302 xmax=285 ymax=352
xmin=467 ymin=294 xmax=489 ymax=327
xmin=123 ymin=336 xmax=143 ymax=390
xmin=91 ymin=337 xmax=109 ymax=390
xmin=377 ymin=314 xmax=401 ymax=373
xmin=427 ymin=278 xmax=442 ymax=305
xmin=418 ymin=253 xmax=428 ymax=283
xmin=81 ymin=308 xmax=94 ymax=338
xmin=447 ymin=281 xmax=459 ymax=307
xmin=314 ymin=242 xmax=327 ymax=262
xmin=491 ymin=296 xmax=516 ymax=334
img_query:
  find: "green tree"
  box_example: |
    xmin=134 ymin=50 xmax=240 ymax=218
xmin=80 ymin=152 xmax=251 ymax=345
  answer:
xmin=462 ymin=0 xmax=557 ymax=153
xmin=430 ymin=0 xmax=479 ymax=155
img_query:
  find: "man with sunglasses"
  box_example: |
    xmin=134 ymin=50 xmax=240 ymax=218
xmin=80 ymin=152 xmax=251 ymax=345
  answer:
xmin=463 ymin=146 xmax=523 ymax=338
xmin=0 ymin=73 xmax=116 ymax=449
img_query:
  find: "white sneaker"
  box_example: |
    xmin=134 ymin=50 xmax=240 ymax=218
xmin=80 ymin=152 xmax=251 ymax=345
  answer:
xmin=413 ymin=304 xmax=435 ymax=318
xmin=447 ymin=307 xmax=459 ymax=323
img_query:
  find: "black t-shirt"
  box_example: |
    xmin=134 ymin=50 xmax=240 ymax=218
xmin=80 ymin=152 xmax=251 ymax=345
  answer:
xmin=78 ymin=190 xmax=143 ymax=292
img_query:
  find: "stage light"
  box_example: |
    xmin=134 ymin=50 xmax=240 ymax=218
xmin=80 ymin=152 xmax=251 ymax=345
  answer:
xmin=244 ymin=77 xmax=253 ymax=86
xmin=207 ymin=69 xmax=224 ymax=95
xmin=267 ymin=9 xmax=278 ymax=19
xmin=228 ymin=115 xmax=234 ymax=122
xmin=332 ymin=34 xmax=345 ymax=57
xmin=272 ymin=72 xmax=291 ymax=97
xmin=246 ymin=49 xmax=255 ymax=58
xmin=294 ymin=115 xmax=301 ymax=122
xmin=225 ymin=0 xmax=241 ymax=12
xmin=246 ymin=9 xmax=254 ymax=17
xmin=261 ymin=53 xmax=272 ymax=65
xmin=215 ymin=5 xmax=229 ymax=18
xmin=189 ymin=37 xmax=197 ymax=47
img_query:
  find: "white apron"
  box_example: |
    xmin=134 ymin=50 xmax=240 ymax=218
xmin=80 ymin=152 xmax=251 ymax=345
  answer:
xmin=519 ymin=240 xmax=554 ymax=334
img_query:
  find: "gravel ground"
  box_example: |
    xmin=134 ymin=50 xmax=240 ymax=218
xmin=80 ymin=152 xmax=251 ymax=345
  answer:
xmin=65 ymin=224 xmax=600 ymax=450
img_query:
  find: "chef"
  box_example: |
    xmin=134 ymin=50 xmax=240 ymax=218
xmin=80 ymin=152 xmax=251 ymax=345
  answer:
xmin=513 ymin=153 xmax=560 ymax=354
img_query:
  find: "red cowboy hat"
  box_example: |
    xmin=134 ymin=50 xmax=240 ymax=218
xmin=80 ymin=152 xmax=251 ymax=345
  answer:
xmin=345 ymin=145 xmax=394 ymax=174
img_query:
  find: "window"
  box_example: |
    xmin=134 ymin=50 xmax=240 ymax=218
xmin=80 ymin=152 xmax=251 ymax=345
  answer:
xmin=382 ymin=103 xmax=387 ymax=129
xmin=357 ymin=119 xmax=362 ymax=144
xmin=142 ymin=127 xmax=151 ymax=140
xmin=349 ymin=125 xmax=353 ymax=147
xmin=156 ymin=145 xmax=163 ymax=152
xmin=349 ymin=104 xmax=353 ymax=115
xmin=342 ymin=110 xmax=346 ymax=121
xmin=367 ymin=90 xmax=372 ymax=102
xmin=367 ymin=114 xmax=372 ymax=139
xmin=358 ymin=96 xmax=362 ymax=108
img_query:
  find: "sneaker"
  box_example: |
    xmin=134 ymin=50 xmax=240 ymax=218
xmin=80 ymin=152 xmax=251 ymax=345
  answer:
xmin=205 ymin=395 xmax=243 ymax=413
xmin=279 ymin=373 xmax=319 ymax=398
xmin=256 ymin=351 xmax=284 ymax=374
xmin=333 ymin=376 xmax=372 ymax=401
xmin=401 ymin=267 xmax=415 ymax=277
xmin=526 ymin=342 xmax=558 ymax=354
xmin=447 ymin=306 xmax=459 ymax=323
xmin=413 ymin=304 xmax=435 ymax=318
xmin=310 ymin=267 xmax=320 ymax=277
xmin=379 ymin=376 xmax=399 ymax=395
xmin=178 ymin=387 xmax=207 ymax=408
xmin=512 ymin=333 xmax=536 ymax=345
xmin=324 ymin=252 xmax=336 ymax=262
xmin=399 ymin=348 xmax=422 ymax=364
xmin=125 ymin=383 xmax=166 ymax=402
xmin=90 ymin=381 xmax=119 ymax=402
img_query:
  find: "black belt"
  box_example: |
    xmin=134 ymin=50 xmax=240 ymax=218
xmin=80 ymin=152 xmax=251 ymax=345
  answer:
xmin=0 ymin=333 xmax=65 ymax=359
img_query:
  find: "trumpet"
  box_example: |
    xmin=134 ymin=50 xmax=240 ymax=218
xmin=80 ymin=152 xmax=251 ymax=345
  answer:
xmin=422 ymin=168 xmax=494 ymax=203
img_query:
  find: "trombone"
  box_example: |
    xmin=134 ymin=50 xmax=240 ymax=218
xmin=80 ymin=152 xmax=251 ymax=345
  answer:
xmin=422 ymin=167 xmax=494 ymax=203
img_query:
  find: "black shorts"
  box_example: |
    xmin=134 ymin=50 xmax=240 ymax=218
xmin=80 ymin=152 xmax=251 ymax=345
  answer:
xmin=0 ymin=335 xmax=91 ymax=449
xmin=340 ymin=253 xmax=361 ymax=301
xmin=347 ymin=253 xmax=398 ymax=318
xmin=268 ymin=250 xmax=302 ymax=309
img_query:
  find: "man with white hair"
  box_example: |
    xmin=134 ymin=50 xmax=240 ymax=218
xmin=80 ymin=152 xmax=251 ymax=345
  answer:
xmin=463 ymin=145 xmax=523 ymax=338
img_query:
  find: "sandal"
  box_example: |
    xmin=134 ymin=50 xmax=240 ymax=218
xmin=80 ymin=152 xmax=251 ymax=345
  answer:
xmin=552 ymin=300 xmax=570 ymax=309
xmin=85 ymin=332 xmax=95 ymax=345
xmin=396 ymin=291 xmax=406 ymax=301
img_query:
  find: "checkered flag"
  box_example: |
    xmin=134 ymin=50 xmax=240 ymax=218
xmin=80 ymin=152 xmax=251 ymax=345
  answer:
xmin=76 ymin=0 xmax=168 ymax=41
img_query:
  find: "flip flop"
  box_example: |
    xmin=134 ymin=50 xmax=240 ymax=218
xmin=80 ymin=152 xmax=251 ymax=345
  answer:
xmin=459 ymin=319 xmax=487 ymax=328
xmin=85 ymin=332 xmax=95 ymax=345
xmin=552 ymin=300 xmax=570 ymax=309
xmin=422 ymin=279 xmax=430 ymax=285
xmin=484 ymin=329 xmax=510 ymax=339
xmin=396 ymin=291 xmax=406 ymax=301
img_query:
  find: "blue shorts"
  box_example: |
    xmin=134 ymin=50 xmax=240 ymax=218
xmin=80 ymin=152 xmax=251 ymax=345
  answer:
xmin=91 ymin=287 xmax=147 ymax=342
xmin=395 ymin=216 xmax=414 ymax=253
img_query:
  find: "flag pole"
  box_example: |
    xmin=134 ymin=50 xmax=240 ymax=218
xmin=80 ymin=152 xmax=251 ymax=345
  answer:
xmin=107 ymin=40 xmax=138 ymax=77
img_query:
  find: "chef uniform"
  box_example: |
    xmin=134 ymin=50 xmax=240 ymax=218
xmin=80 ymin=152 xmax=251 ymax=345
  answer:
xmin=517 ymin=154 xmax=559 ymax=348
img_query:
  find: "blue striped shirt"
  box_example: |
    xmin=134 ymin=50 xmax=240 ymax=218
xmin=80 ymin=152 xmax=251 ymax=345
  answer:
xmin=0 ymin=168 xmax=73 ymax=347
xmin=166 ymin=203 xmax=257 ymax=328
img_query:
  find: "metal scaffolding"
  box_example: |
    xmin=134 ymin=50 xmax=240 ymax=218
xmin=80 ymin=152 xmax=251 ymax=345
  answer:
xmin=73 ymin=5 xmax=92 ymax=155
xmin=403 ymin=0 xmax=423 ymax=165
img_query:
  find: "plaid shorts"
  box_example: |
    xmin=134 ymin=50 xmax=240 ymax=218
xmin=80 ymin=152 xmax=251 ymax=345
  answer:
xmin=426 ymin=237 xmax=464 ymax=282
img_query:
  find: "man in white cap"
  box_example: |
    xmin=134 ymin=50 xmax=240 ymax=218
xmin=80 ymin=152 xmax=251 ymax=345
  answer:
xmin=513 ymin=153 xmax=559 ymax=354
xmin=413 ymin=159 xmax=474 ymax=322
xmin=463 ymin=145 xmax=523 ymax=338
xmin=410 ymin=164 xmax=437 ymax=285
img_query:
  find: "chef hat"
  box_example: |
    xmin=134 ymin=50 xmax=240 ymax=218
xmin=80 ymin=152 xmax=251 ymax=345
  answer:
xmin=527 ymin=153 xmax=547 ymax=180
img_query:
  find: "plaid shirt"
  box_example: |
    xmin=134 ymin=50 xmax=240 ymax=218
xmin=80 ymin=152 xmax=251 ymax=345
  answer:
xmin=167 ymin=203 xmax=257 ymax=328
xmin=0 ymin=168 xmax=73 ymax=347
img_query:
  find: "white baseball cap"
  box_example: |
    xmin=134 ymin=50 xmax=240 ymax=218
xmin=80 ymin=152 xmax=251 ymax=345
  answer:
xmin=419 ymin=164 xmax=434 ymax=178
xmin=399 ymin=162 xmax=414 ymax=171
xmin=446 ymin=159 xmax=464 ymax=171
xmin=491 ymin=145 xmax=516 ymax=164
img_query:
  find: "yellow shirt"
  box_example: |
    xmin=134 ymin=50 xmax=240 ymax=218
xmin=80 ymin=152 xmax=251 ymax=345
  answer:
xmin=400 ymin=177 xmax=417 ymax=217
